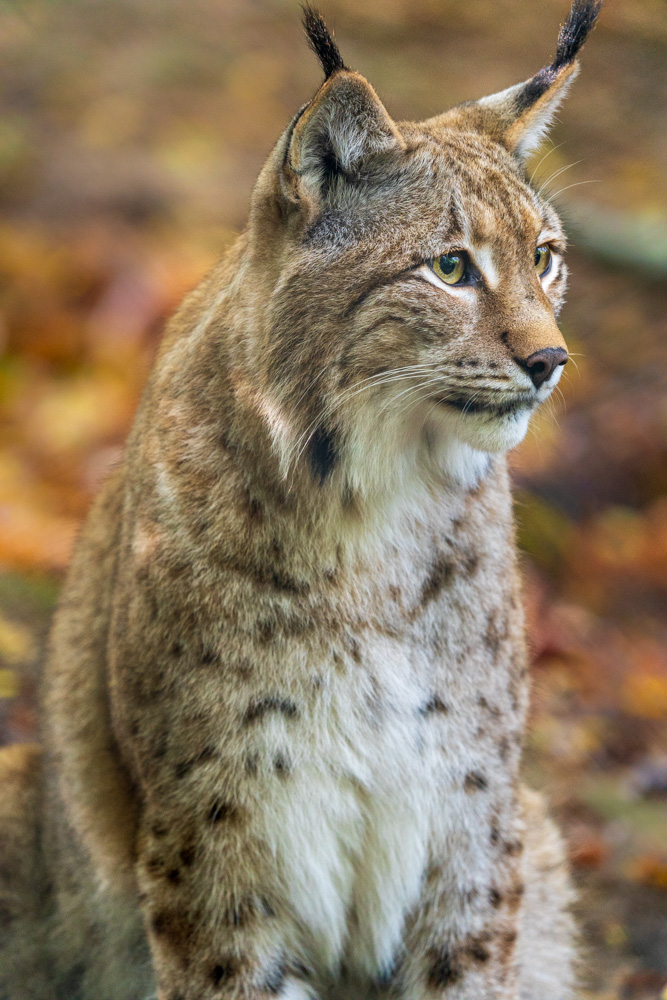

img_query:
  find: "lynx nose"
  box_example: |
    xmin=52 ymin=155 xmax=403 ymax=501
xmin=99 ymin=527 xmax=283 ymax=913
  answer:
xmin=521 ymin=347 xmax=568 ymax=389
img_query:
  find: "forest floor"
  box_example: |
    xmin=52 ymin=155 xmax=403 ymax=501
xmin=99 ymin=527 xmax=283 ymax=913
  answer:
xmin=0 ymin=0 xmax=665 ymax=996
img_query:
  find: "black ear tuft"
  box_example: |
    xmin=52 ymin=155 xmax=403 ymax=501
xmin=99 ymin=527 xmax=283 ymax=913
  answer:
xmin=513 ymin=0 xmax=602 ymax=112
xmin=302 ymin=5 xmax=347 ymax=80
xmin=552 ymin=0 xmax=603 ymax=70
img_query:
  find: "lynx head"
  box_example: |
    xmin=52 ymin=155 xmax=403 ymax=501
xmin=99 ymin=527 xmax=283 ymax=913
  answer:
xmin=244 ymin=1 xmax=601 ymax=497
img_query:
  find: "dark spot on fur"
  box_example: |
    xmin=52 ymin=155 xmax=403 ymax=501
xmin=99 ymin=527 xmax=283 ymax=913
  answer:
xmin=484 ymin=612 xmax=502 ymax=657
xmin=152 ymin=823 xmax=168 ymax=839
xmin=506 ymin=883 xmax=525 ymax=911
xmin=464 ymin=771 xmax=488 ymax=792
xmin=499 ymin=928 xmax=518 ymax=958
xmin=166 ymin=869 xmax=181 ymax=885
xmin=427 ymin=947 xmax=461 ymax=988
xmin=262 ymin=963 xmax=286 ymax=994
xmin=258 ymin=620 xmax=275 ymax=644
xmin=289 ymin=960 xmax=311 ymax=981
xmin=489 ymin=887 xmax=502 ymax=908
xmin=174 ymin=760 xmax=192 ymax=780
xmin=233 ymin=657 xmax=253 ymax=679
xmin=497 ymin=736 xmax=511 ymax=762
xmin=269 ymin=569 xmax=307 ymax=594
xmin=175 ymin=745 xmax=217 ymax=779
xmin=308 ymin=425 xmax=338 ymax=483
xmin=347 ymin=636 xmax=362 ymax=664
xmin=61 ymin=962 xmax=86 ymax=995
xmin=211 ymin=959 xmax=237 ymax=986
xmin=461 ymin=550 xmax=480 ymax=575
xmin=151 ymin=910 xmax=194 ymax=948
xmin=421 ymin=555 xmax=454 ymax=605
xmin=145 ymin=856 xmax=164 ymax=876
xmin=273 ymin=753 xmax=291 ymax=776
xmin=247 ymin=495 xmax=263 ymax=521
xmin=467 ymin=939 xmax=490 ymax=963
xmin=373 ymin=960 xmax=396 ymax=988
xmin=201 ymin=648 xmax=216 ymax=665
xmin=420 ymin=694 xmax=450 ymax=715
xmin=477 ymin=695 xmax=502 ymax=719
xmin=243 ymin=697 xmax=299 ymax=725
xmin=179 ymin=845 xmax=196 ymax=867
xmin=502 ymin=839 xmax=524 ymax=857
xmin=490 ymin=822 xmax=501 ymax=846
xmin=208 ymin=800 xmax=240 ymax=824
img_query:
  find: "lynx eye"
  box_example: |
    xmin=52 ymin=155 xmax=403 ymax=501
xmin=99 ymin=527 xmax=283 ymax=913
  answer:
xmin=430 ymin=253 xmax=467 ymax=286
xmin=534 ymin=244 xmax=552 ymax=277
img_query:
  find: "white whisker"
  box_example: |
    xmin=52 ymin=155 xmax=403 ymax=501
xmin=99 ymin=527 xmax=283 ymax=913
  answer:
xmin=538 ymin=160 xmax=581 ymax=196
xmin=549 ymin=179 xmax=599 ymax=199
xmin=529 ymin=141 xmax=567 ymax=186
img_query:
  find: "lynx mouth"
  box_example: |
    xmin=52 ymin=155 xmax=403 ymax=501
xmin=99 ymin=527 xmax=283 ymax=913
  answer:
xmin=435 ymin=393 xmax=536 ymax=418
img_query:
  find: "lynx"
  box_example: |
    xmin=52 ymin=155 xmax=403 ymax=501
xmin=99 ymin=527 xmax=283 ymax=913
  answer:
xmin=0 ymin=3 xmax=602 ymax=998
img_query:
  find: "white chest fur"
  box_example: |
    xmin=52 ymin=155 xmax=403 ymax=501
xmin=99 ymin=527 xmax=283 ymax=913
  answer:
xmin=255 ymin=635 xmax=434 ymax=985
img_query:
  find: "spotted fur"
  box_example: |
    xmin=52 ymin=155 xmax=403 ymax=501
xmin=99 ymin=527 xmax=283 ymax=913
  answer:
xmin=0 ymin=3 xmax=599 ymax=998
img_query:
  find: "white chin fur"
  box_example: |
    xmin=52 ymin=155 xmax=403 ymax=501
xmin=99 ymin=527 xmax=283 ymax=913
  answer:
xmin=428 ymin=403 xmax=532 ymax=455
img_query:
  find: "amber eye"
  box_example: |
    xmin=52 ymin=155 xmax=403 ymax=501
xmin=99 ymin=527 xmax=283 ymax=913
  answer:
xmin=431 ymin=253 xmax=466 ymax=285
xmin=535 ymin=244 xmax=552 ymax=277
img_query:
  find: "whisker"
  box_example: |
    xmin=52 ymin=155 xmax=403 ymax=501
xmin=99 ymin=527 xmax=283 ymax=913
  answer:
xmin=549 ymin=179 xmax=599 ymax=199
xmin=461 ymin=388 xmax=486 ymax=417
xmin=290 ymin=363 xmax=331 ymax=411
xmin=529 ymin=140 xmax=568 ymax=186
xmin=391 ymin=377 xmax=452 ymax=421
xmin=538 ymin=159 xmax=581 ymax=195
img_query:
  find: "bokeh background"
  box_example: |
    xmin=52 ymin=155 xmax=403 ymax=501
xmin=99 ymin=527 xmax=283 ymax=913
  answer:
xmin=0 ymin=0 xmax=664 ymax=995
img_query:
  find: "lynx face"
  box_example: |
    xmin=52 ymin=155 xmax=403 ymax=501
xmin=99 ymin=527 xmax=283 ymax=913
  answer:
xmin=244 ymin=4 xmax=596 ymax=493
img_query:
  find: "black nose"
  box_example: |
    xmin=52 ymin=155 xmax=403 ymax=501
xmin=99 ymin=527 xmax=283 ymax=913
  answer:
xmin=520 ymin=347 xmax=568 ymax=389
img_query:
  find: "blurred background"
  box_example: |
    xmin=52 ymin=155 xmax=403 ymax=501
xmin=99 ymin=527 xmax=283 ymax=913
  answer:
xmin=0 ymin=0 xmax=664 ymax=996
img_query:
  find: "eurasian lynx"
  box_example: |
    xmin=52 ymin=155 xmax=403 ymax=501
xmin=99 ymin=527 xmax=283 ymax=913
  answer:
xmin=0 ymin=3 xmax=602 ymax=998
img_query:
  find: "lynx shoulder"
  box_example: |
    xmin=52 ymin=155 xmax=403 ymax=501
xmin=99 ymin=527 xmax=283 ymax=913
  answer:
xmin=0 ymin=3 xmax=601 ymax=999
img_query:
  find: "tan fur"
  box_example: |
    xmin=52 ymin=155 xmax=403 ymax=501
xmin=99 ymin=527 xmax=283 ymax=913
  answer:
xmin=0 ymin=11 xmax=595 ymax=999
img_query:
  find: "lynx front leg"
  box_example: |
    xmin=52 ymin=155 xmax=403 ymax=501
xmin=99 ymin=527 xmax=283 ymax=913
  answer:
xmin=136 ymin=800 xmax=318 ymax=1000
xmin=394 ymin=795 xmax=526 ymax=1000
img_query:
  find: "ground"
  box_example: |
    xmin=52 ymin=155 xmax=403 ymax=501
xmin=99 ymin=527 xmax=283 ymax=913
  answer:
xmin=0 ymin=1 xmax=665 ymax=997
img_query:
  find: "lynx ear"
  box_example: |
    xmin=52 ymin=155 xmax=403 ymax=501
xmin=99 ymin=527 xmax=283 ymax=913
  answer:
xmin=449 ymin=0 xmax=602 ymax=162
xmin=282 ymin=9 xmax=404 ymax=205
